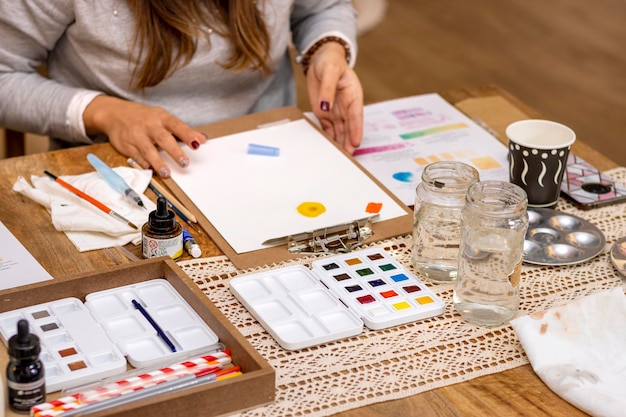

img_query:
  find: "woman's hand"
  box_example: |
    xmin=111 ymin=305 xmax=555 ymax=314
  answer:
xmin=306 ymin=41 xmax=364 ymax=154
xmin=83 ymin=96 xmax=207 ymax=177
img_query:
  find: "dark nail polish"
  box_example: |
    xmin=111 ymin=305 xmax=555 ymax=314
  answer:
xmin=191 ymin=140 xmax=200 ymax=149
xmin=321 ymin=101 xmax=330 ymax=112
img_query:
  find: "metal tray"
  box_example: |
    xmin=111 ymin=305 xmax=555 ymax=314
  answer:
xmin=523 ymin=209 xmax=606 ymax=265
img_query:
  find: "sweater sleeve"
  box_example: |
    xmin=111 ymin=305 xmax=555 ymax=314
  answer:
xmin=290 ymin=0 xmax=358 ymax=66
xmin=0 ymin=0 xmax=97 ymax=142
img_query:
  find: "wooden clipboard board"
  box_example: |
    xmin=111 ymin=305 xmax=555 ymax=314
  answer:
xmin=162 ymin=106 xmax=413 ymax=270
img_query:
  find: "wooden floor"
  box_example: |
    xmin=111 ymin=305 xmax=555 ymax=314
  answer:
xmin=298 ymin=0 xmax=626 ymax=167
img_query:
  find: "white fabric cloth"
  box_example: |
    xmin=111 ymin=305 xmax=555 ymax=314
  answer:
xmin=13 ymin=167 xmax=155 ymax=251
xmin=510 ymin=287 xmax=626 ymax=417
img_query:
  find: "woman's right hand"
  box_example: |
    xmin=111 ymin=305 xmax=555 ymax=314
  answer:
xmin=82 ymin=96 xmax=207 ymax=177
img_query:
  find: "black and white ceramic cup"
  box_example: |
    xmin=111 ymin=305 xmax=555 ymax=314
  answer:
xmin=506 ymin=119 xmax=576 ymax=208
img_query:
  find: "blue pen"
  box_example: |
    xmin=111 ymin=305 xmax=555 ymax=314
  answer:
xmin=87 ymin=153 xmax=146 ymax=209
xmin=132 ymin=299 xmax=176 ymax=352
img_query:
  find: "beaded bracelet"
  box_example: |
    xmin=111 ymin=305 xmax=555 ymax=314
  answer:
xmin=297 ymin=36 xmax=352 ymax=75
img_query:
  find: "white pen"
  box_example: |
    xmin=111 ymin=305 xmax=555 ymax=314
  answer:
xmin=183 ymin=229 xmax=202 ymax=258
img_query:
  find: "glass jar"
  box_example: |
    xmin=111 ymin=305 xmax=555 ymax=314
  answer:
xmin=453 ymin=181 xmax=529 ymax=326
xmin=411 ymin=161 xmax=479 ymax=283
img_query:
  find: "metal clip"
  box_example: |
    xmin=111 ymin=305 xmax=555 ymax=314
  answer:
xmin=263 ymin=215 xmax=378 ymax=254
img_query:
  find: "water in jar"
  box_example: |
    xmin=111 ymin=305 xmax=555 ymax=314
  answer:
xmin=453 ymin=227 xmax=524 ymax=326
xmin=412 ymin=203 xmax=464 ymax=281
xmin=411 ymin=161 xmax=479 ymax=283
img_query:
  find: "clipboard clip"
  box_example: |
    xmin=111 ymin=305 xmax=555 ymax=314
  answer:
xmin=263 ymin=215 xmax=378 ymax=254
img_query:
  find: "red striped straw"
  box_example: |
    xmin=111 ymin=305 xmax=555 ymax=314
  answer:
xmin=31 ymin=351 xmax=233 ymax=417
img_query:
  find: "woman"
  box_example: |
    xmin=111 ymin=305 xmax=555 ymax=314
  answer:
xmin=0 ymin=1 xmax=363 ymax=177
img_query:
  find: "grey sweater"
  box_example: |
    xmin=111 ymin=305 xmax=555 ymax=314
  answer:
xmin=0 ymin=0 xmax=357 ymax=147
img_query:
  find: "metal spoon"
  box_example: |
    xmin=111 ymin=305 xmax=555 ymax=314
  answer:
xmin=610 ymin=237 xmax=626 ymax=277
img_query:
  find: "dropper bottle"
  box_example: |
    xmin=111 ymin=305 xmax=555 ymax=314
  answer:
xmin=6 ymin=319 xmax=45 ymax=413
xmin=142 ymin=196 xmax=183 ymax=259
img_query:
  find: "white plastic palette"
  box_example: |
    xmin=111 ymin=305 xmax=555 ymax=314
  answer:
xmin=0 ymin=279 xmax=220 ymax=392
xmin=0 ymin=298 xmax=126 ymax=393
xmin=229 ymin=249 xmax=445 ymax=350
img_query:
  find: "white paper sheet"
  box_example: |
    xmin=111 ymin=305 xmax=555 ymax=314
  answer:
xmin=0 ymin=221 xmax=54 ymax=290
xmin=168 ymin=119 xmax=408 ymax=254
xmin=352 ymin=94 xmax=509 ymax=206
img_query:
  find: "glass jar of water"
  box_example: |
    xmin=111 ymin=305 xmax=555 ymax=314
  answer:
xmin=453 ymin=181 xmax=529 ymax=326
xmin=411 ymin=161 xmax=479 ymax=283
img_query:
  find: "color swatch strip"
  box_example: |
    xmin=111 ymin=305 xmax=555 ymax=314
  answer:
xmin=399 ymin=123 xmax=468 ymax=140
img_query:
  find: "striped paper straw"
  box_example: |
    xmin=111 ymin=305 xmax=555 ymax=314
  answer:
xmin=31 ymin=350 xmax=233 ymax=417
xmin=61 ymin=367 xmax=242 ymax=417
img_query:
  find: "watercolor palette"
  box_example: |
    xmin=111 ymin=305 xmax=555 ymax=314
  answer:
xmin=0 ymin=279 xmax=220 ymax=392
xmin=229 ymin=249 xmax=445 ymax=350
xmin=523 ymin=209 xmax=606 ymax=265
xmin=0 ymin=298 xmax=126 ymax=392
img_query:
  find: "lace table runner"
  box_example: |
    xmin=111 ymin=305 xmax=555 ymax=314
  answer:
xmin=179 ymin=167 xmax=626 ymax=417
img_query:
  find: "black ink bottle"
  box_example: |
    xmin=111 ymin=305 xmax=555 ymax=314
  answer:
xmin=142 ymin=196 xmax=183 ymax=259
xmin=6 ymin=319 xmax=45 ymax=413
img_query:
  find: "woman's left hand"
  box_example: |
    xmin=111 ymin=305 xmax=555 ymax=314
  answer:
xmin=306 ymin=41 xmax=364 ymax=154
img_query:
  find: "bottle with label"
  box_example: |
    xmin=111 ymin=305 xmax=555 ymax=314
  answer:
xmin=411 ymin=161 xmax=479 ymax=283
xmin=6 ymin=319 xmax=45 ymax=413
xmin=142 ymin=196 xmax=183 ymax=259
xmin=453 ymin=181 xmax=529 ymax=326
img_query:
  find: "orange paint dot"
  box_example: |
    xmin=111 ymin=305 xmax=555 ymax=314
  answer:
xmin=297 ymin=201 xmax=326 ymax=218
xmin=365 ymin=202 xmax=383 ymax=214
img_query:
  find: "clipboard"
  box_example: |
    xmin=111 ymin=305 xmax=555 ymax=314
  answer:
xmin=162 ymin=106 xmax=413 ymax=270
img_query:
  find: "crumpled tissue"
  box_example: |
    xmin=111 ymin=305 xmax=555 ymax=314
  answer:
xmin=13 ymin=167 xmax=156 ymax=252
xmin=510 ymin=287 xmax=626 ymax=417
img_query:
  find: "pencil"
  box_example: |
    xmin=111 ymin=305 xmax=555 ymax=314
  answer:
xmin=148 ymin=183 xmax=202 ymax=235
xmin=43 ymin=171 xmax=138 ymax=230
xmin=126 ymin=158 xmax=198 ymax=223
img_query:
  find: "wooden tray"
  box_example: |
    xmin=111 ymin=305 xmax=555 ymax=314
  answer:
xmin=0 ymin=257 xmax=275 ymax=417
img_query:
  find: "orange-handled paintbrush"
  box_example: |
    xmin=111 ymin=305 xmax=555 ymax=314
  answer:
xmin=44 ymin=171 xmax=138 ymax=230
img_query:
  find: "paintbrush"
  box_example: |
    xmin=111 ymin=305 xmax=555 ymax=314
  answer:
xmin=87 ymin=153 xmax=146 ymax=210
xmin=44 ymin=171 xmax=138 ymax=230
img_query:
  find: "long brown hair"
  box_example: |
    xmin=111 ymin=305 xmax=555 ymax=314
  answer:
xmin=127 ymin=0 xmax=271 ymax=89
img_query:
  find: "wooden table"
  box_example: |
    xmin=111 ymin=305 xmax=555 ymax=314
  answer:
xmin=1 ymin=86 xmax=610 ymax=416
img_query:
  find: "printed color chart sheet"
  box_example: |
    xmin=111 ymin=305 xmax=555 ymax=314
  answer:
xmin=353 ymin=94 xmax=509 ymax=206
